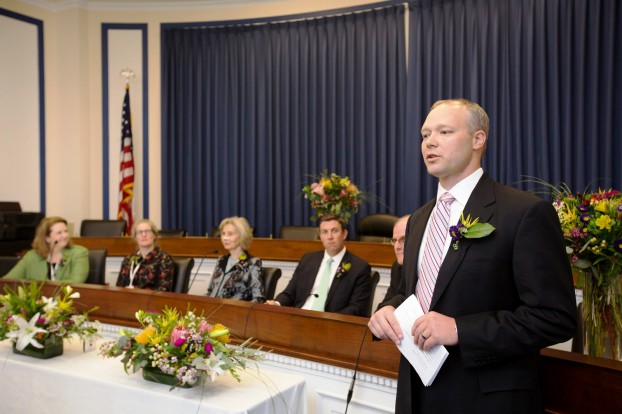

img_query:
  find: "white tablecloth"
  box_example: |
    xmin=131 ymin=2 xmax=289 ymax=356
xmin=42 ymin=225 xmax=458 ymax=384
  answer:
xmin=0 ymin=340 xmax=306 ymax=414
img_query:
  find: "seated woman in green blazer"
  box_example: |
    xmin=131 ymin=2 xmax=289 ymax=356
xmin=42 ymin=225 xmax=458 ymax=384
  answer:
xmin=2 ymin=216 xmax=89 ymax=283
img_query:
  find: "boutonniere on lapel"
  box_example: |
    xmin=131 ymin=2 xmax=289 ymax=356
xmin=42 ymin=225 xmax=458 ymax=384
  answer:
xmin=129 ymin=254 xmax=143 ymax=266
xmin=237 ymin=252 xmax=251 ymax=269
xmin=335 ymin=262 xmax=351 ymax=279
xmin=58 ymin=257 xmax=67 ymax=267
xmin=449 ymin=213 xmax=496 ymax=251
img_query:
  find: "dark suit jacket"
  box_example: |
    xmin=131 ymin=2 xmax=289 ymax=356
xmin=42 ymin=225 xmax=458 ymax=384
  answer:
xmin=274 ymin=250 xmax=372 ymax=316
xmin=378 ymin=261 xmax=401 ymax=309
xmin=381 ymin=174 xmax=577 ymax=414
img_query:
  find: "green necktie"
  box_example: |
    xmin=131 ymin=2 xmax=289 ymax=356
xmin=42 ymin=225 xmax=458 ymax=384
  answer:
xmin=312 ymin=258 xmax=334 ymax=311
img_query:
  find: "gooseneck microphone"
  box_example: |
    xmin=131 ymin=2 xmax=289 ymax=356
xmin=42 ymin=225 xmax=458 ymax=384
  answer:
xmin=187 ymin=249 xmax=219 ymax=293
xmin=48 ymin=240 xmax=59 ymax=280
xmin=344 ymin=328 xmax=368 ymax=414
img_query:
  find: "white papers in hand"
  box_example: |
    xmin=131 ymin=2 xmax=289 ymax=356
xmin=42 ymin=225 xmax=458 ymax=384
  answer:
xmin=393 ymin=294 xmax=449 ymax=386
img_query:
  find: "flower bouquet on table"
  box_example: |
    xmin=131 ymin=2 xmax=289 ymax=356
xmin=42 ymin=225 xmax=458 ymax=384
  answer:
xmin=531 ymin=177 xmax=622 ymax=359
xmin=302 ymin=170 xmax=367 ymax=223
xmin=0 ymin=282 xmax=99 ymax=359
xmin=98 ymin=307 xmax=265 ymax=389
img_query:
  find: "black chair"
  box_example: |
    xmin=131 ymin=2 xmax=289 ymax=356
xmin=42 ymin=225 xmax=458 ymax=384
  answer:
xmin=208 ymin=227 xmax=221 ymax=238
xmin=0 ymin=255 xmax=20 ymax=276
xmin=86 ymin=248 xmax=107 ymax=284
xmin=262 ymin=267 xmax=282 ymax=300
xmin=357 ymin=214 xmax=400 ymax=243
xmin=80 ymin=219 xmax=127 ymax=237
xmin=366 ymin=271 xmax=380 ymax=317
xmin=172 ymin=257 xmax=195 ymax=294
xmin=571 ymin=302 xmax=584 ymax=353
xmin=159 ymin=229 xmax=188 ymax=238
xmin=278 ymin=225 xmax=319 ymax=241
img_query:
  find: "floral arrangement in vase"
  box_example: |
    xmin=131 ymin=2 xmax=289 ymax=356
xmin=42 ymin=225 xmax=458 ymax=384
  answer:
xmin=98 ymin=307 xmax=265 ymax=388
xmin=532 ymin=177 xmax=622 ymax=359
xmin=302 ymin=170 xmax=365 ymax=223
xmin=0 ymin=282 xmax=99 ymax=357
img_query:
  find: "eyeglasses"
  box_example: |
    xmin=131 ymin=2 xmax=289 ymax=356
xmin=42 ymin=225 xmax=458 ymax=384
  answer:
xmin=390 ymin=237 xmax=405 ymax=246
xmin=136 ymin=229 xmax=154 ymax=236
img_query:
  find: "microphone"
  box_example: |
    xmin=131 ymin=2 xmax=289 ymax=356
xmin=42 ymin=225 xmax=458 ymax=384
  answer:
xmin=344 ymin=328 xmax=368 ymax=414
xmin=187 ymin=249 xmax=219 ymax=293
xmin=47 ymin=240 xmax=59 ymax=261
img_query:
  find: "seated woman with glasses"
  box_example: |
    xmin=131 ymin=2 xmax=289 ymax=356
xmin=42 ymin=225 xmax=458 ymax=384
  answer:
xmin=116 ymin=219 xmax=174 ymax=291
xmin=206 ymin=216 xmax=265 ymax=302
xmin=3 ymin=216 xmax=89 ymax=283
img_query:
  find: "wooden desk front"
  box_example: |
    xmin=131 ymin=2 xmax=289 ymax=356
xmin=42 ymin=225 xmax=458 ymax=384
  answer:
xmin=72 ymin=237 xmax=396 ymax=267
xmin=1 ymin=280 xmax=620 ymax=414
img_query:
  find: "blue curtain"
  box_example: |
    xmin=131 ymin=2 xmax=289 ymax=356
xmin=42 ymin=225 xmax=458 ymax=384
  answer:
xmin=405 ymin=0 xmax=622 ymax=209
xmin=162 ymin=6 xmax=406 ymax=236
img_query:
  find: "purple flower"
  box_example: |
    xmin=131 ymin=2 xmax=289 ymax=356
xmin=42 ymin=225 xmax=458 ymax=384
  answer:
xmin=204 ymin=342 xmax=213 ymax=354
xmin=579 ymin=214 xmax=591 ymax=223
xmin=617 ymin=204 xmax=622 ymax=212
xmin=449 ymin=225 xmax=462 ymax=242
xmin=577 ymin=205 xmax=589 ymax=212
xmin=614 ymin=239 xmax=622 ymax=254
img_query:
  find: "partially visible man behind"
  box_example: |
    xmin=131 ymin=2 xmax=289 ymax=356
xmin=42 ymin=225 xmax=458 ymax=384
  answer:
xmin=368 ymin=98 xmax=576 ymax=414
xmin=379 ymin=215 xmax=410 ymax=306
xmin=266 ymin=214 xmax=372 ymax=316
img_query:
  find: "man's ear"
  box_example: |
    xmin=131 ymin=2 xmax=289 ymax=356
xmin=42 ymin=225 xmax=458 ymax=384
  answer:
xmin=473 ymin=130 xmax=487 ymax=150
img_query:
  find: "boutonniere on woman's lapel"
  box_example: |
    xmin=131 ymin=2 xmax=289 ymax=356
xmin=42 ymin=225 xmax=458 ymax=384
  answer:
xmin=237 ymin=252 xmax=251 ymax=269
xmin=129 ymin=254 xmax=143 ymax=266
xmin=335 ymin=262 xmax=351 ymax=279
xmin=58 ymin=257 xmax=67 ymax=267
xmin=449 ymin=213 xmax=496 ymax=251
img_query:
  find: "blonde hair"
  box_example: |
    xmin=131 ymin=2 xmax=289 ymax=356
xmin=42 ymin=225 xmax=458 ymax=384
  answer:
xmin=430 ymin=98 xmax=490 ymax=136
xmin=219 ymin=216 xmax=253 ymax=250
xmin=32 ymin=216 xmax=72 ymax=257
xmin=132 ymin=219 xmax=160 ymax=239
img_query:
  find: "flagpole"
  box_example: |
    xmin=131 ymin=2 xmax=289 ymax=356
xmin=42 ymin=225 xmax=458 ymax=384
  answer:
xmin=118 ymin=68 xmax=136 ymax=236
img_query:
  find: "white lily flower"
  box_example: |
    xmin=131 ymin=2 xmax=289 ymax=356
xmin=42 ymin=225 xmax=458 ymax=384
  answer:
xmin=41 ymin=296 xmax=58 ymax=313
xmin=7 ymin=313 xmax=48 ymax=351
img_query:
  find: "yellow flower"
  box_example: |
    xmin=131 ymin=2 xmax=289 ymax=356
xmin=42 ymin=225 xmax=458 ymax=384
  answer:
xmin=135 ymin=326 xmax=156 ymax=344
xmin=594 ymin=201 xmax=608 ymax=213
xmin=595 ymin=214 xmax=613 ymax=231
xmin=209 ymin=323 xmax=231 ymax=343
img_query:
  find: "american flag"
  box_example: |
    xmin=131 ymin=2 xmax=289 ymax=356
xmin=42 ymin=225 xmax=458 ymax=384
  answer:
xmin=117 ymin=85 xmax=134 ymax=235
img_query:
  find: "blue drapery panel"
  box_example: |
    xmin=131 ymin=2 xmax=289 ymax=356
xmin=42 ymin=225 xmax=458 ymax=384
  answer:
xmin=162 ymin=6 xmax=406 ymax=237
xmin=406 ymin=0 xmax=622 ymax=209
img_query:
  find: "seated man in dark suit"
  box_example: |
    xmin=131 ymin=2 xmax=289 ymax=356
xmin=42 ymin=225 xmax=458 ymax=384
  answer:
xmin=266 ymin=214 xmax=372 ymax=316
xmin=379 ymin=215 xmax=410 ymax=306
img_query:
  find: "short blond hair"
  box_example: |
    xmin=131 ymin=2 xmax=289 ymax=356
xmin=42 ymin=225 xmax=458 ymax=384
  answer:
xmin=219 ymin=216 xmax=253 ymax=250
xmin=430 ymin=98 xmax=489 ymax=136
xmin=132 ymin=219 xmax=160 ymax=239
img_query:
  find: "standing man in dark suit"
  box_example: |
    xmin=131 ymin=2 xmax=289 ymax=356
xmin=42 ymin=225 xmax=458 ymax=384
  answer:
xmin=369 ymin=99 xmax=576 ymax=414
xmin=266 ymin=214 xmax=372 ymax=316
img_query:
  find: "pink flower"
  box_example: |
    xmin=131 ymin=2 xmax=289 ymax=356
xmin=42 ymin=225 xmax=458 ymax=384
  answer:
xmin=311 ymin=183 xmax=324 ymax=195
xmin=199 ymin=320 xmax=211 ymax=333
xmin=204 ymin=342 xmax=214 ymax=354
xmin=171 ymin=326 xmax=187 ymax=347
